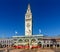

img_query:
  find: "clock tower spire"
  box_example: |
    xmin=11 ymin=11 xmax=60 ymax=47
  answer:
xmin=25 ymin=4 xmax=32 ymax=36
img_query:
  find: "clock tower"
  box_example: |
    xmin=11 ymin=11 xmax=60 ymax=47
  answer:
xmin=25 ymin=4 xmax=32 ymax=36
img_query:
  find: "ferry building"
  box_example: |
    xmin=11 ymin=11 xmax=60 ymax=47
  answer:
xmin=12 ymin=4 xmax=60 ymax=49
xmin=0 ymin=4 xmax=60 ymax=49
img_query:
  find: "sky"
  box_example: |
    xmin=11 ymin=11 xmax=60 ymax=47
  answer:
xmin=0 ymin=0 xmax=60 ymax=38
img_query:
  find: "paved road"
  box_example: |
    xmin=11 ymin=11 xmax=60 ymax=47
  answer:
xmin=12 ymin=49 xmax=54 ymax=52
xmin=0 ymin=50 xmax=4 ymax=52
xmin=20 ymin=49 xmax=37 ymax=52
xmin=0 ymin=48 xmax=60 ymax=52
xmin=55 ymin=50 xmax=60 ymax=52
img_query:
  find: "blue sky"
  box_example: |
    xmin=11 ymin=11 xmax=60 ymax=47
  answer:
xmin=0 ymin=0 xmax=60 ymax=37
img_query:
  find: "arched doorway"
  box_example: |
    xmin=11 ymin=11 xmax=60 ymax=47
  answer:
xmin=38 ymin=42 xmax=42 ymax=48
xmin=24 ymin=39 xmax=29 ymax=42
xmin=24 ymin=39 xmax=29 ymax=49
xmin=31 ymin=38 xmax=36 ymax=43
xmin=17 ymin=39 xmax=23 ymax=46
xmin=31 ymin=38 xmax=37 ymax=45
xmin=24 ymin=39 xmax=29 ymax=46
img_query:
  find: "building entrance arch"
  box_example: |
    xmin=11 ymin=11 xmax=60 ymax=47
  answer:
xmin=38 ymin=42 xmax=42 ymax=47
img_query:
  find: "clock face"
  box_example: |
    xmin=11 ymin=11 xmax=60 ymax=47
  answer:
xmin=28 ymin=15 xmax=30 ymax=17
xmin=26 ymin=14 xmax=30 ymax=18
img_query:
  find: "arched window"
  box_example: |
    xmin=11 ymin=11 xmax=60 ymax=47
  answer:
xmin=18 ymin=39 xmax=23 ymax=42
xmin=31 ymin=39 xmax=36 ymax=42
xmin=38 ymin=38 xmax=42 ymax=40
xmin=38 ymin=42 xmax=42 ymax=47
xmin=1 ymin=41 xmax=2 ymax=43
xmin=7 ymin=40 xmax=8 ymax=43
xmin=24 ymin=39 xmax=29 ymax=42
xmin=3 ymin=40 xmax=4 ymax=43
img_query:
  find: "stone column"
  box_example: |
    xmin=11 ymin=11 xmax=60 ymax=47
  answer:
xmin=29 ymin=39 xmax=31 ymax=49
xmin=42 ymin=44 xmax=43 ymax=48
xmin=41 ymin=41 xmax=44 ymax=48
xmin=56 ymin=44 xmax=57 ymax=49
xmin=45 ymin=43 xmax=47 ymax=48
xmin=49 ymin=41 xmax=50 ymax=48
xmin=46 ymin=41 xmax=48 ymax=48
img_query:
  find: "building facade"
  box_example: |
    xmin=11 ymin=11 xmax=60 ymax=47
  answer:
xmin=0 ymin=4 xmax=60 ymax=49
xmin=0 ymin=38 xmax=14 ymax=48
xmin=12 ymin=4 xmax=60 ymax=49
